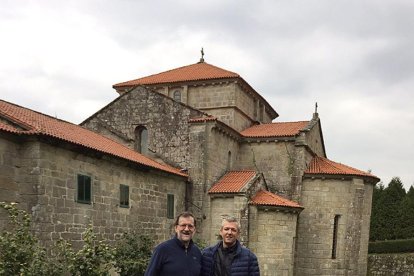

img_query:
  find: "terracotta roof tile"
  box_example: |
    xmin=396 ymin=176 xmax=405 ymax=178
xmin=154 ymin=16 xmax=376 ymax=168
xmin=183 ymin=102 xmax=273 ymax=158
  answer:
xmin=113 ymin=62 xmax=239 ymax=88
xmin=305 ymin=156 xmax=379 ymax=181
xmin=250 ymin=190 xmax=303 ymax=208
xmin=240 ymin=121 xmax=309 ymax=138
xmin=0 ymin=100 xmax=186 ymax=177
xmin=208 ymin=170 xmax=256 ymax=193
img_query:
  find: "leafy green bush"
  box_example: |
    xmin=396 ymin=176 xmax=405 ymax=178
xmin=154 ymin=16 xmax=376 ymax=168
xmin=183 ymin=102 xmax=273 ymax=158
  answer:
xmin=69 ymin=225 xmax=115 ymax=276
xmin=0 ymin=202 xmax=154 ymax=275
xmin=0 ymin=202 xmax=40 ymax=275
xmin=113 ymin=232 xmax=153 ymax=276
xmin=194 ymin=238 xmax=208 ymax=250
xmin=369 ymin=239 xmax=414 ymax=254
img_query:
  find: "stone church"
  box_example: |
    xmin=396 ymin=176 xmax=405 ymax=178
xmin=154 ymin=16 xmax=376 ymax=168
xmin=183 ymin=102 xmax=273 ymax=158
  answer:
xmin=0 ymin=55 xmax=379 ymax=275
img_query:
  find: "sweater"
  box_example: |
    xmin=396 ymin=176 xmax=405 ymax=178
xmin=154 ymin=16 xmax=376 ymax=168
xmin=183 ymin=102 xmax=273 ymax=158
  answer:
xmin=144 ymin=236 xmax=202 ymax=276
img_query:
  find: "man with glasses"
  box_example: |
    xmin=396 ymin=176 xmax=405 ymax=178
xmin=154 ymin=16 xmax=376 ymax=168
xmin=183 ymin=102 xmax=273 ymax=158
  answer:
xmin=145 ymin=211 xmax=202 ymax=276
xmin=201 ymin=216 xmax=260 ymax=276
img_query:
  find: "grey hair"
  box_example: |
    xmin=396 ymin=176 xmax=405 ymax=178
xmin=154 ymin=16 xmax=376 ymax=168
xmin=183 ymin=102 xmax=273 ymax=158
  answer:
xmin=221 ymin=216 xmax=240 ymax=232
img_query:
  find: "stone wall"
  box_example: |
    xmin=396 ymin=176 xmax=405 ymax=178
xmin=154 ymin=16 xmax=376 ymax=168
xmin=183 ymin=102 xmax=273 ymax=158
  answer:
xmin=237 ymin=141 xmax=297 ymax=196
xmin=82 ymin=87 xmax=204 ymax=169
xmin=188 ymin=120 xmax=242 ymax=240
xmin=0 ymin=136 xmax=187 ymax=249
xmin=303 ymin=118 xmax=325 ymax=157
xmin=187 ymin=123 xmax=207 ymax=216
xmin=367 ymin=253 xmax=414 ymax=275
xmin=208 ymin=196 xmax=248 ymax=244
xmin=248 ymin=207 xmax=298 ymax=276
xmin=295 ymin=177 xmax=373 ymax=276
xmin=233 ymin=108 xmax=256 ymax=132
xmin=235 ymin=84 xmax=257 ymax=125
xmin=0 ymin=134 xmax=41 ymax=226
xmin=188 ymin=81 xmax=259 ymax=132
xmin=0 ymin=134 xmax=25 ymax=205
xmin=207 ymin=125 xmax=240 ymax=185
xmin=187 ymin=81 xmax=273 ymax=131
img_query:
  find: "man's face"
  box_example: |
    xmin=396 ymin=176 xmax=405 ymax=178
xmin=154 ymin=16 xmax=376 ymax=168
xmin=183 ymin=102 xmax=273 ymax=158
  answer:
xmin=220 ymin=221 xmax=239 ymax=248
xmin=175 ymin=216 xmax=196 ymax=245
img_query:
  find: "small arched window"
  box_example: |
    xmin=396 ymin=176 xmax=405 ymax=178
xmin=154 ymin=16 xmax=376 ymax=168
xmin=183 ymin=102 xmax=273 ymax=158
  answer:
xmin=134 ymin=126 xmax=148 ymax=154
xmin=173 ymin=90 xmax=181 ymax=102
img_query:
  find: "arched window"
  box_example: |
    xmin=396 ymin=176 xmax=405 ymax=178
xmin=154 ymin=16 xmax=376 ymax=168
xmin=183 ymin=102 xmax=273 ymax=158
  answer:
xmin=173 ymin=90 xmax=181 ymax=102
xmin=134 ymin=126 xmax=148 ymax=154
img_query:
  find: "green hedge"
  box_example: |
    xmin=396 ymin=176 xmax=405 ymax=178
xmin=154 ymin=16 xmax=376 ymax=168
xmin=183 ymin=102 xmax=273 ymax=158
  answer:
xmin=369 ymin=239 xmax=414 ymax=254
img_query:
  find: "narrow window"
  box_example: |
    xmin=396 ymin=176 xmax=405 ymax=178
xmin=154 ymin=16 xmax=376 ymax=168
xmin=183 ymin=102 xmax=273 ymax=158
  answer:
xmin=332 ymin=214 xmax=340 ymax=259
xmin=77 ymin=174 xmax=91 ymax=204
xmin=173 ymin=90 xmax=181 ymax=102
xmin=120 ymin=184 xmax=129 ymax=208
xmin=259 ymin=104 xmax=264 ymax=121
xmin=167 ymin=194 xmax=174 ymax=219
xmin=134 ymin=126 xmax=148 ymax=154
xmin=227 ymin=151 xmax=232 ymax=170
xmin=253 ymin=99 xmax=258 ymax=118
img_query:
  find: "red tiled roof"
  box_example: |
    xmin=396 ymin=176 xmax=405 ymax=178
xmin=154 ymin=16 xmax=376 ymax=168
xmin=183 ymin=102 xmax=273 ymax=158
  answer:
xmin=305 ymin=156 xmax=379 ymax=180
xmin=250 ymin=190 xmax=303 ymax=208
xmin=113 ymin=62 xmax=240 ymax=88
xmin=0 ymin=100 xmax=187 ymax=177
xmin=208 ymin=170 xmax=256 ymax=193
xmin=240 ymin=121 xmax=309 ymax=138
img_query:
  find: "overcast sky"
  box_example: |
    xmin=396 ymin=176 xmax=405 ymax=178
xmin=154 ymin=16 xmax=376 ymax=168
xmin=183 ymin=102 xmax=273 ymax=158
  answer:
xmin=1 ymin=0 xmax=413 ymax=189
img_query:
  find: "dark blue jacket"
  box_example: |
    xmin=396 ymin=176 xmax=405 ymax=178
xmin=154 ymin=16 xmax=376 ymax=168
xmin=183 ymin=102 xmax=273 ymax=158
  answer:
xmin=145 ymin=236 xmax=202 ymax=276
xmin=201 ymin=240 xmax=260 ymax=276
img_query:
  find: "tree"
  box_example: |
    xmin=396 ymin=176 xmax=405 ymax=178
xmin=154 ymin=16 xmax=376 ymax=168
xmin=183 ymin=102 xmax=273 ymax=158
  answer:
xmin=400 ymin=186 xmax=414 ymax=239
xmin=369 ymin=177 xmax=408 ymax=241
xmin=382 ymin=177 xmax=406 ymax=239
xmin=370 ymin=182 xmax=385 ymax=241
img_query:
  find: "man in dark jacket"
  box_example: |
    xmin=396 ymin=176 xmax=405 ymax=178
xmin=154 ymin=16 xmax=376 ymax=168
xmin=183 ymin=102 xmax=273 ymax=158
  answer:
xmin=145 ymin=211 xmax=202 ymax=276
xmin=201 ymin=217 xmax=260 ymax=276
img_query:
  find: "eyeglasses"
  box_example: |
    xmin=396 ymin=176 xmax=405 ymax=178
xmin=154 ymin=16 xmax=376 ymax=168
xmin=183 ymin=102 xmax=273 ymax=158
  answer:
xmin=177 ymin=224 xmax=195 ymax=230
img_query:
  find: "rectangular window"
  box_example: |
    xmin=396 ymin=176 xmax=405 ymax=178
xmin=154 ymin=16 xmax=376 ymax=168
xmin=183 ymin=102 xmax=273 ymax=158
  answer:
xmin=167 ymin=194 xmax=174 ymax=219
xmin=77 ymin=174 xmax=91 ymax=204
xmin=332 ymin=214 xmax=340 ymax=259
xmin=120 ymin=184 xmax=129 ymax=208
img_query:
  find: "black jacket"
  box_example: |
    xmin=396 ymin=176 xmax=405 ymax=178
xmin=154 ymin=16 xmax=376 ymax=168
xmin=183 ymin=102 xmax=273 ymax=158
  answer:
xmin=201 ymin=240 xmax=260 ymax=276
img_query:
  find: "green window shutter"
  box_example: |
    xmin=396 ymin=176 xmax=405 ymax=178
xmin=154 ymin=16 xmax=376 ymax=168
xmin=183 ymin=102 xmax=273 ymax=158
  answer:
xmin=120 ymin=184 xmax=129 ymax=208
xmin=77 ymin=174 xmax=91 ymax=204
xmin=167 ymin=194 xmax=174 ymax=219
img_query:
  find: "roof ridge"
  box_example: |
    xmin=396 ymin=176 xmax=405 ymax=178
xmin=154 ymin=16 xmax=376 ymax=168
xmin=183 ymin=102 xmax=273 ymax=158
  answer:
xmin=113 ymin=62 xmax=240 ymax=88
xmin=114 ymin=63 xmax=201 ymax=86
xmin=0 ymin=99 xmax=77 ymax=129
xmin=270 ymin=120 xmax=309 ymax=124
